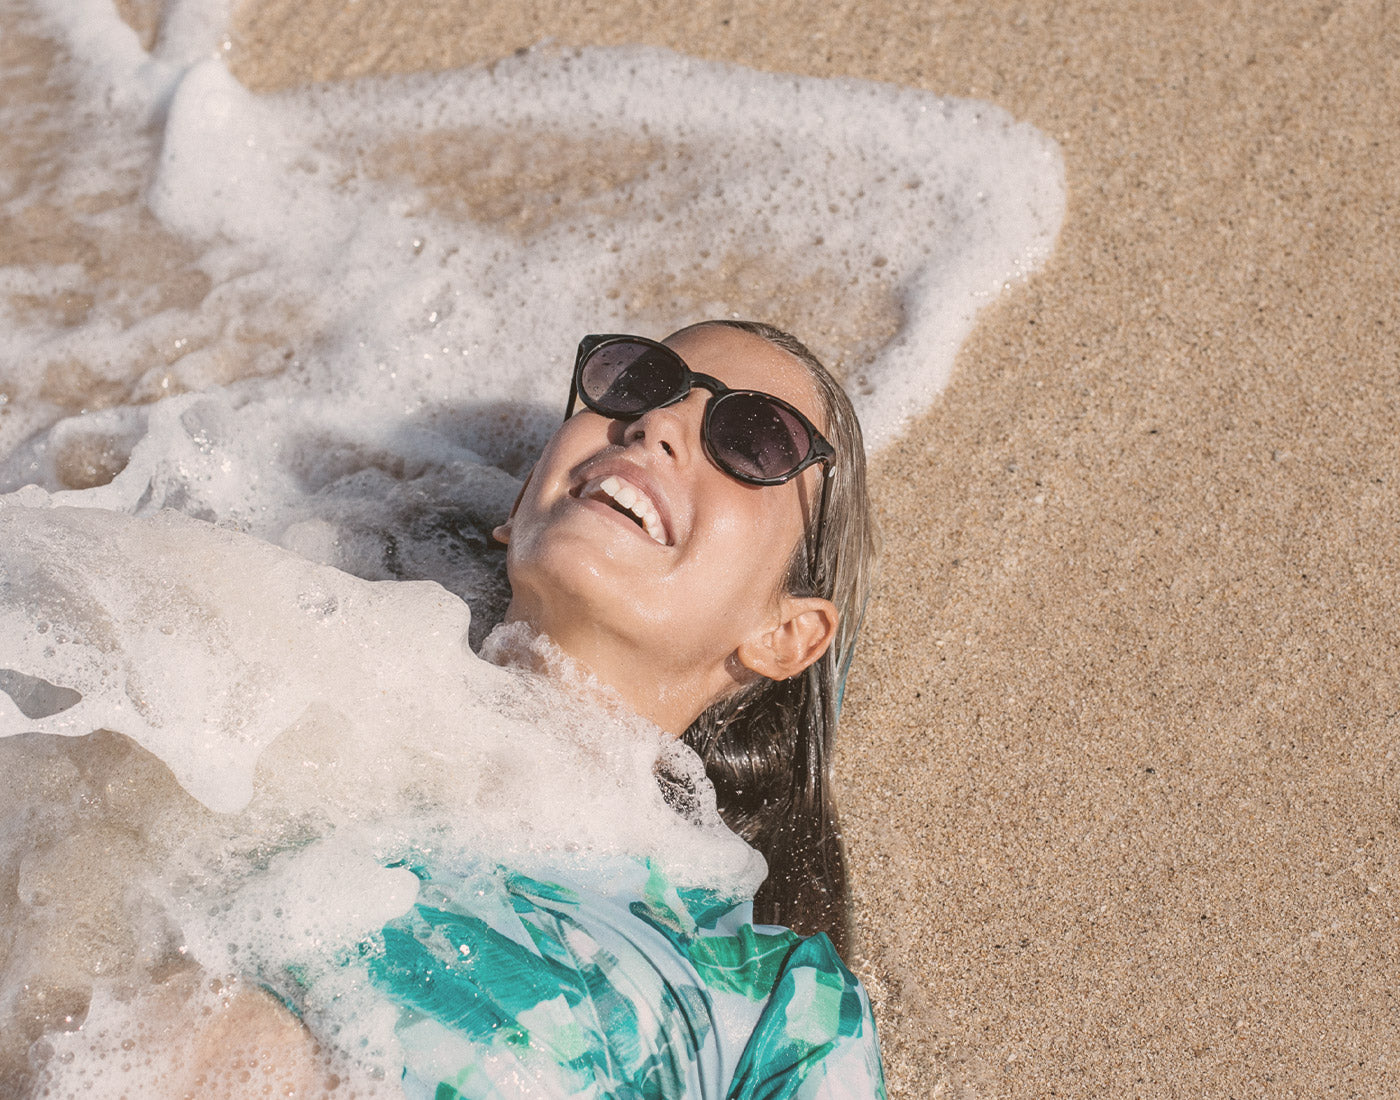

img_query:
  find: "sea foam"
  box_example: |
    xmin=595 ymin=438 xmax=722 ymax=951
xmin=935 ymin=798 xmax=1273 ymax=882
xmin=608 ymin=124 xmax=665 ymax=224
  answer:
xmin=0 ymin=0 xmax=1064 ymax=1090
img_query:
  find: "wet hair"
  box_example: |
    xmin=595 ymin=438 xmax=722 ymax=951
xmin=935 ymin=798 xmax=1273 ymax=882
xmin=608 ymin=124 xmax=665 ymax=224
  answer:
xmin=679 ymin=319 xmax=876 ymax=959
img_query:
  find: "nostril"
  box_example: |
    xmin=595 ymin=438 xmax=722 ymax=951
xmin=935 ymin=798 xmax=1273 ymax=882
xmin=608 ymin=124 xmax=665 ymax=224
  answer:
xmin=661 ymin=441 xmax=674 ymax=456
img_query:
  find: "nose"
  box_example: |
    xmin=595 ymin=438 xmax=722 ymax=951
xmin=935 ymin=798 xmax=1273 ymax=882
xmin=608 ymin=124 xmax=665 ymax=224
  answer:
xmin=621 ymin=389 xmax=706 ymax=463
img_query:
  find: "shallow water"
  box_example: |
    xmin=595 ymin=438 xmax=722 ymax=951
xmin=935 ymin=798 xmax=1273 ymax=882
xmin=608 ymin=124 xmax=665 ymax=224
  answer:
xmin=0 ymin=0 xmax=1064 ymax=1091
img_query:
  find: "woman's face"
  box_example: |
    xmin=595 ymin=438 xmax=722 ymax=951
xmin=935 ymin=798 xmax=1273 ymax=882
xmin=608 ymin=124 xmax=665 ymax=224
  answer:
xmin=496 ymin=324 xmax=833 ymax=730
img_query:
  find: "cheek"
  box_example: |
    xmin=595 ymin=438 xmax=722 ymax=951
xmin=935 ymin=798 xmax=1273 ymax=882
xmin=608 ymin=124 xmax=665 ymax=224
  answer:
xmin=501 ymin=481 xmax=553 ymax=565
xmin=690 ymin=487 xmax=801 ymax=603
xmin=506 ymin=422 xmax=593 ymax=537
xmin=741 ymin=480 xmax=808 ymax=563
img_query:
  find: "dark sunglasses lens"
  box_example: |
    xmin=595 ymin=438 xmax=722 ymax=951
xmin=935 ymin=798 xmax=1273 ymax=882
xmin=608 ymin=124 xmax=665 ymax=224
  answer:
xmin=579 ymin=342 xmax=686 ymax=416
xmin=707 ymin=392 xmax=811 ymax=481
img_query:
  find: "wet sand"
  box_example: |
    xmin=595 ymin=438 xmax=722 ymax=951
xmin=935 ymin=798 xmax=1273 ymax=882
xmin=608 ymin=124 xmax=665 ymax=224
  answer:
xmin=156 ymin=0 xmax=1400 ymax=1094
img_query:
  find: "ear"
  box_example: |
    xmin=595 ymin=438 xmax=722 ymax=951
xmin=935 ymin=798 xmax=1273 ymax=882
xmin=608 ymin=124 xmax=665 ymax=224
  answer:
xmin=492 ymin=465 xmax=536 ymax=546
xmin=734 ymin=596 xmax=838 ymax=682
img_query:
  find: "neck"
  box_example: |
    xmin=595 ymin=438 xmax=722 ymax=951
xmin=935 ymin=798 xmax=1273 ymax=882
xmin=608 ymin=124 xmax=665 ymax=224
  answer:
xmin=495 ymin=601 xmax=730 ymax=736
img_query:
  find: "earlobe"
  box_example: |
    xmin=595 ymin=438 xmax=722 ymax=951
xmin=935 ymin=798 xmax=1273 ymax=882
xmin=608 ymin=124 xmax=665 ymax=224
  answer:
xmin=735 ymin=597 xmax=838 ymax=682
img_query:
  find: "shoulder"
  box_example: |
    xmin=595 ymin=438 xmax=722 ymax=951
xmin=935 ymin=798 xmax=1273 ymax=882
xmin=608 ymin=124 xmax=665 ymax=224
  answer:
xmin=625 ymin=864 xmax=887 ymax=1097
xmin=727 ymin=932 xmax=888 ymax=1100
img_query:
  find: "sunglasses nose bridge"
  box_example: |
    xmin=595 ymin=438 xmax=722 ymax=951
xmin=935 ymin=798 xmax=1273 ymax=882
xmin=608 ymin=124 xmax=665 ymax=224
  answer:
xmin=621 ymin=387 xmax=706 ymax=462
xmin=687 ymin=372 xmax=725 ymax=398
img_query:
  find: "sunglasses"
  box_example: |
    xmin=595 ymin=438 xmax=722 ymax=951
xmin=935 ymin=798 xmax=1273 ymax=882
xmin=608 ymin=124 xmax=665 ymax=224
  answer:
xmin=565 ymin=334 xmax=834 ymax=578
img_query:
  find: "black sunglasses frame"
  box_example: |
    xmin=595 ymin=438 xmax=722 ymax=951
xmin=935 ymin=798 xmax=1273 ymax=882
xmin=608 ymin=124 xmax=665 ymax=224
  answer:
xmin=565 ymin=333 xmax=834 ymax=582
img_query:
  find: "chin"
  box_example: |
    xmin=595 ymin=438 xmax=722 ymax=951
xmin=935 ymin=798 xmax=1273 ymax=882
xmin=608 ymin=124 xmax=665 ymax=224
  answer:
xmin=509 ymin=535 xmax=625 ymax=620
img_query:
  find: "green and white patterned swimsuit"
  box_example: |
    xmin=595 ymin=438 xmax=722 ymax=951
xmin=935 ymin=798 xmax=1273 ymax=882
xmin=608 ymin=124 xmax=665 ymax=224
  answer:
xmin=368 ymin=857 xmax=887 ymax=1099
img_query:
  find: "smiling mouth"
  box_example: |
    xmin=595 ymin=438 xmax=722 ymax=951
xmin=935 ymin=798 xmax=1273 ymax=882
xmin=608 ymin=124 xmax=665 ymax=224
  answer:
xmin=579 ymin=474 xmax=669 ymax=545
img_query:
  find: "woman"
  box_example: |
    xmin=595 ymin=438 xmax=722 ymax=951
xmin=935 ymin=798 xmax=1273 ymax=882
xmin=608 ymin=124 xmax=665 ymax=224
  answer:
xmin=99 ymin=320 xmax=884 ymax=1098
xmin=498 ymin=319 xmax=874 ymax=952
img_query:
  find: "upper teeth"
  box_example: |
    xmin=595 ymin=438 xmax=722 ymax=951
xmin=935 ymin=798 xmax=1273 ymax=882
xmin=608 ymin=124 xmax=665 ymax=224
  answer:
xmin=596 ymin=475 xmax=667 ymax=545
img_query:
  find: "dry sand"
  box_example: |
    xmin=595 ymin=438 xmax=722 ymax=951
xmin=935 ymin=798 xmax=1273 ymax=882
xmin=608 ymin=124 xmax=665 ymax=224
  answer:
xmin=47 ymin=0 xmax=1400 ymax=1094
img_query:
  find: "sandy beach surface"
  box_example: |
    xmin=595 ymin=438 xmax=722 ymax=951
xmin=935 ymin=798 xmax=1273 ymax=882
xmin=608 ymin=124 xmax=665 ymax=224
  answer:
xmin=25 ymin=0 xmax=1400 ymax=1095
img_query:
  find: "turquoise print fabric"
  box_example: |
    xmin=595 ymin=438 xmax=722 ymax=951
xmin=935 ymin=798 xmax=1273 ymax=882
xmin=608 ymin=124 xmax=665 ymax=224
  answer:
xmin=366 ymin=859 xmax=886 ymax=1099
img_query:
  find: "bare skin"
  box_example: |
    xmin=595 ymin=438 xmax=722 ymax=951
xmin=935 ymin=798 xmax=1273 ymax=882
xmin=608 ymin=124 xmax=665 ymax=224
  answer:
xmin=166 ymin=985 xmax=333 ymax=1098
xmin=494 ymin=323 xmax=837 ymax=733
xmin=34 ymin=975 xmax=334 ymax=1098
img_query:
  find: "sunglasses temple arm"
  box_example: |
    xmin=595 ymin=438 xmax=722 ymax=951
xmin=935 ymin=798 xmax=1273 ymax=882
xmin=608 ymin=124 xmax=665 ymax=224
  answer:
xmin=809 ymin=464 xmax=832 ymax=581
xmin=564 ymin=377 xmax=579 ymax=421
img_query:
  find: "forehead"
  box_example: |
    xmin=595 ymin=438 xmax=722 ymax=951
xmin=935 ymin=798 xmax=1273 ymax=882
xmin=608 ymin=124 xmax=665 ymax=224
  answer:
xmin=663 ymin=325 xmax=823 ymax=428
